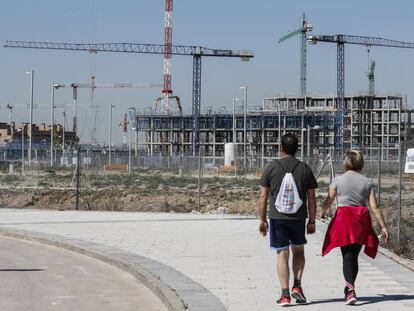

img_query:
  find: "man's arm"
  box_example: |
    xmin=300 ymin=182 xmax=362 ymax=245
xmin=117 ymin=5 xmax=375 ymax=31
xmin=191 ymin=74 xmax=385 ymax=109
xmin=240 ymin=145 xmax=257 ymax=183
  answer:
xmin=259 ymin=186 xmax=270 ymax=236
xmin=307 ymin=189 xmax=317 ymax=234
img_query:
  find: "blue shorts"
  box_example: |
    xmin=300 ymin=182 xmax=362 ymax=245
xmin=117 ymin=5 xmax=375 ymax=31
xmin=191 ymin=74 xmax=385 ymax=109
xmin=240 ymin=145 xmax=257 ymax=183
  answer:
xmin=269 ymin=218 xmax=307 ymax=251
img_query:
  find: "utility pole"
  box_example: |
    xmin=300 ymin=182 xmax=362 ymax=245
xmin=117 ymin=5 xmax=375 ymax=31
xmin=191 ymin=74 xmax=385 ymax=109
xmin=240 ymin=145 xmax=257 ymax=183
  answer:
xmin=21 ymin=126 xmax=25 ymax=175
xmin=109 ymin=104 xmax=115 ymax=165
xmin=50 ymin=83 xmax=55 ymax=166
xmin=397 ymin=142 xmax=403 ymax=241
xmin=278 ymin=104 xmax=281 ymax=157
xmin=307 ymin=124 xmax=311 ymax=163
xmin=240 ymin=86 xmax=247 ymax=176
xmin=26 ymin=70 xmax=34 ymax=164
xmin=62 ymin=111 xmax=66 ymax=155
xmin=232 ymin=98 xmax=239 ymax=145
xmin=232 ymin=98 xmax=239 ymax=177
xmin=75 ymin=145 xmax=81 ymax=210
xmin=128 ymin=125 xmax=132 ymax=174
xmin=377 ymin=144 xmax=381 ymax=207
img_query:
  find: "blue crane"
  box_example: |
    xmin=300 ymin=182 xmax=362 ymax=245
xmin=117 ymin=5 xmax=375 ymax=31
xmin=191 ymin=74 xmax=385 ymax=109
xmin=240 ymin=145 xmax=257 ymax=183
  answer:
xmin=278 ymin=13 xmax=313 ymax=97
xmin=308 ymin=34 xmax=414 ymax=157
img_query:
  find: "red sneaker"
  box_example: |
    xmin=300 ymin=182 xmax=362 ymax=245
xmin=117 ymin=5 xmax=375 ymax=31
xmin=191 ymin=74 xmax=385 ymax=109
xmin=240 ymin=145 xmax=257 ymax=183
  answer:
xmin=291 ymin=286 xmax=307 ymax=304
xmin=277 ymin=295 xmax=291 ymax=307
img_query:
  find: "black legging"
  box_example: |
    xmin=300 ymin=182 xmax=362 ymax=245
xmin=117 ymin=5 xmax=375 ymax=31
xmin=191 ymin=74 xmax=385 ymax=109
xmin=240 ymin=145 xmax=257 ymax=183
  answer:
xmin=341 ymin=244 xmax=362 ymax=289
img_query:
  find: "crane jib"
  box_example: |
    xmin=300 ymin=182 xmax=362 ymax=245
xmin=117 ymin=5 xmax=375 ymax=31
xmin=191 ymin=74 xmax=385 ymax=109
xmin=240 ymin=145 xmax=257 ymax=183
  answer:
xmin=4 ymin=41 xmax=254 ymax=58
xmin=309 ymin=34 xmax=414 ymax=49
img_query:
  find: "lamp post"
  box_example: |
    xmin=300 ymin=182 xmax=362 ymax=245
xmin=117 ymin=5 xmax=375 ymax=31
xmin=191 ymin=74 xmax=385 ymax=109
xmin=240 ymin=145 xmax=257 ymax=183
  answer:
xmin=232 ymin=98 xmax=239 ymax=177
xmin=50 ymin=83 xmax=55 ymax=166
xmin=109 ymin=104 xmax=115 ymax=165
xmin=232 ymin=98 xmax=239 ymax=144
xmin=240 ymin=86 xmax=247 ymax=175
xmin=278 ymin=103 xmax=281 ymax=157
xmin=25 ymin=70 xmax=34 ymax=164
xmin=62 ymin=110 xmax=66 ymax=155
xmin=18 ymin=126 xmax=25 ymax=175
xmin=128 ymin=124 xmax=132 ymax=174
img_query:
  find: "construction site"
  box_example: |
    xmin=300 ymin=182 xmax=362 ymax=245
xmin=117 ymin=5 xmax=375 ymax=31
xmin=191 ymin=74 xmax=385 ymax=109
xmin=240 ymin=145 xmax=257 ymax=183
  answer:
xmin=133 ymin=95 xmax=414 ymax=167
xmin=1 ymin=3 xmax=414 ymax=262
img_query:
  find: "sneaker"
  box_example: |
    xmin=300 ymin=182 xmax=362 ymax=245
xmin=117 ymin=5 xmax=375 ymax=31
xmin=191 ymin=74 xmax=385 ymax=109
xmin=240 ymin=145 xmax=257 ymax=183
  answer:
xmin=345 ymin=290 xmax=357 ymax=305
xmin=291 ymin=286 xmax=307 ymax=304
xmin=277 ymin=295 xmax=291 ymax=306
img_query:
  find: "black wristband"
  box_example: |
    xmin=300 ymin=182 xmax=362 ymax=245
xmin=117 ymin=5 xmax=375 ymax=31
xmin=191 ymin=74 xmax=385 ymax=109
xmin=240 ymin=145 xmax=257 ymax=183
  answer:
xmin=308 ymin=220 xmax=315 ymax=224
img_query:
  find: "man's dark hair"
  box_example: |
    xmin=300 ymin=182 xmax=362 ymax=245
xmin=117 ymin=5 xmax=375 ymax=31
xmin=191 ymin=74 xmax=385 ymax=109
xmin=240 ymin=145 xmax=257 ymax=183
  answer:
xmin=281 ymin=133 xmax=299 ymax=155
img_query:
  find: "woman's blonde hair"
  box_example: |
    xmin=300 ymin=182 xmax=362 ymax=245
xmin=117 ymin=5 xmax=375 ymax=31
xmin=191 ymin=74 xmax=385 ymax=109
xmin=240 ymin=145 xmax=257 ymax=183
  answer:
xmin=343 ymin=150 xmax=364 ymax=172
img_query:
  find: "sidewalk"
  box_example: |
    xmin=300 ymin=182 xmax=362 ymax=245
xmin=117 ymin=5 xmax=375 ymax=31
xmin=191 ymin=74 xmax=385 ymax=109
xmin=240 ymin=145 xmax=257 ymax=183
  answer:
xmin=0 ymin=209 xmax=413 ymax=311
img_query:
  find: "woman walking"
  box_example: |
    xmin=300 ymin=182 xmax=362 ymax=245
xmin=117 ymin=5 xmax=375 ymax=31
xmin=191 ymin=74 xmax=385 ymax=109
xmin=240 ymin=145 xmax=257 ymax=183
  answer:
xmin=321 ymin=150 xmax=389 ymax=305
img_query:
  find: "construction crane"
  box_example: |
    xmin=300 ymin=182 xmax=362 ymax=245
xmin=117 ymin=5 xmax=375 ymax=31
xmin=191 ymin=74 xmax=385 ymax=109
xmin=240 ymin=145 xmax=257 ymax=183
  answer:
xmin=278 ymin=13 xmax=313 ymax=97
xmin=4 ymin=40 xmax=253 ymax=154
xmin=52 ymin=82 xmax=162 ymax=141
xmin=367 ymin=50 xmax=375 ymax=96
xmin=1 ymin=103 xmax=63 ymax=124
xmin=308 ymin=34 xmax=414 ymax=157
xmin=154 ymin=0 xmax=181 ymax=113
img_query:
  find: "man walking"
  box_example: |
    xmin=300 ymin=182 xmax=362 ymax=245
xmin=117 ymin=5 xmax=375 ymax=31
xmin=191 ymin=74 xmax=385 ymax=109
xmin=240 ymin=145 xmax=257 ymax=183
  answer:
xmin=259 ymin=133 xmax=318 ymax=306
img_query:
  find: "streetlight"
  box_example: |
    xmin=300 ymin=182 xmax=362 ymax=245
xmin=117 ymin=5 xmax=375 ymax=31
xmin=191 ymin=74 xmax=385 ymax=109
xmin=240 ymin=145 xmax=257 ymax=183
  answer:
xmin=17 ymin=125 xmax=25 ymax=175
xmin=232 ymin=98 xmax=239 ymax=145
xmin=240 ymin=86 xmax=247 ymax=175
xmin=62 ymin=110 xmax=66 ymax=155
xmin=50 ymin=83 xmax=56 ymax=166
xmin=302 ymin=125 xmax=321 ymax=163
xmin=25 ymin=70 xmax=34 ymax=164
xmin=109 ymin=104 xmax=115 ymax=165
xmin=128 ymin=124 xmax=132 ymax=174
xmin=232 ymin=98 xmax=240 ymax=177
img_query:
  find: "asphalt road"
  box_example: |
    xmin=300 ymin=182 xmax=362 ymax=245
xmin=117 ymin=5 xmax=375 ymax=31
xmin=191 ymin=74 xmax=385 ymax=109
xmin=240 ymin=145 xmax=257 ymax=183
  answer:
xmin=0 ymin=236 xmax=166 ymax=311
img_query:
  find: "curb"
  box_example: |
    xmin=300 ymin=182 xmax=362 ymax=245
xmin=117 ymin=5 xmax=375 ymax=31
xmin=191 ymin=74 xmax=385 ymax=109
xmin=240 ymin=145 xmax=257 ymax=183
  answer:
xmin=376 ymin=245 xmax=414 ymax=272
xmin=0 ymin=228 xmax=227 ymax=311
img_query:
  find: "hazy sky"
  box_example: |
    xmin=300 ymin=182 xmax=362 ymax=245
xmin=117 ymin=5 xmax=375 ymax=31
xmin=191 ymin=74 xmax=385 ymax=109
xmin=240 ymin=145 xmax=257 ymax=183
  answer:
xmin=1 ymin=0 xmax=414 ymax=144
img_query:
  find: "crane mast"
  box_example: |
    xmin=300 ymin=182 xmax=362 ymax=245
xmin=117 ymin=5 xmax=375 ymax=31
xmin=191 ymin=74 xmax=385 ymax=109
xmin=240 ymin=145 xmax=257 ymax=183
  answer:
xmin=163 ymin=0 xmax=173 ymax=98
xmin=278 ymin=13 xmax=313 ymax=96
xmin=367 ymin=50 xmax=375 ymax=96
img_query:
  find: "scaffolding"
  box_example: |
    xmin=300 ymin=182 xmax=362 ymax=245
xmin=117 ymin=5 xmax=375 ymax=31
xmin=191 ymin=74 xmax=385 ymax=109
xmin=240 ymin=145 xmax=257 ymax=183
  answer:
xmin=133 ymin=94 xmax=413 ymax=168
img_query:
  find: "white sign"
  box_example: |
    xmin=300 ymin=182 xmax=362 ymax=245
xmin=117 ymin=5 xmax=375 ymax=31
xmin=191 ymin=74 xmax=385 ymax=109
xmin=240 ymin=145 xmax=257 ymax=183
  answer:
xmin=405 ymin=148 xmax=414 ymax=174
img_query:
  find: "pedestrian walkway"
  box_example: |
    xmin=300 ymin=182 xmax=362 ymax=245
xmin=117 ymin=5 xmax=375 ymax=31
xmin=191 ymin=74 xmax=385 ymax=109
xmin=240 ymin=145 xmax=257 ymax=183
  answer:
xmin=0 ymin=235 xmax=166 ymax=311
xmin=0 ymin=209 xmax=413 ymax=311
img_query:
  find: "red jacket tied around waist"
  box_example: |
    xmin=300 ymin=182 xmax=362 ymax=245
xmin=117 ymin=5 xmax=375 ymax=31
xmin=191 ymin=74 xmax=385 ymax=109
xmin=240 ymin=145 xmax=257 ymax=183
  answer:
xmin=322 ymin=206 xmax=379 ymax=258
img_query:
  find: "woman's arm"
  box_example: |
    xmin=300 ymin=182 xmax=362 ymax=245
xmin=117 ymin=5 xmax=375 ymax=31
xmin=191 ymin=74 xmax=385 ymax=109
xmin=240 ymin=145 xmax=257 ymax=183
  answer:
xmin=321 ymin=188 xmax=337 ymax=218
xmin=369 ymin=190 xmax=389 ymax=242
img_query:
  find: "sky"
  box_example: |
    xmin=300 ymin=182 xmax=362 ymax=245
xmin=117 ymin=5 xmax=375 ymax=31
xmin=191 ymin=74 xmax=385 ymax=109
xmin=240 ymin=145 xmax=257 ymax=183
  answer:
xmin=1 ymin=0 xmax=414 ymax=144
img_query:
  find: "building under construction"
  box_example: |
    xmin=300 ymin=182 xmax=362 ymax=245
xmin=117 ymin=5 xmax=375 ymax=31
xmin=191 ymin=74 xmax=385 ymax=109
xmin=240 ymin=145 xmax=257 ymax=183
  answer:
xmin=134 ymin=95 xmax=414 ymax=166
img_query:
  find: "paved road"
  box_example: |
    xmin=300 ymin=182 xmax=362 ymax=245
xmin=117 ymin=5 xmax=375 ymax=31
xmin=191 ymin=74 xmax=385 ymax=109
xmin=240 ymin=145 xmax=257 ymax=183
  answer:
xmin=0 ymin=235 xmax=166 ymax=311
xmin=0 ymin=209 xmax=413 ymax=311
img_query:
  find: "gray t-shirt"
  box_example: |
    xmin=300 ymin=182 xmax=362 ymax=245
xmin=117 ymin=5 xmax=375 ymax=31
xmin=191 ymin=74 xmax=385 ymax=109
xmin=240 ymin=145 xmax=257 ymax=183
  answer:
xmin=330 ymin=171 xmax=374 ymax=207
